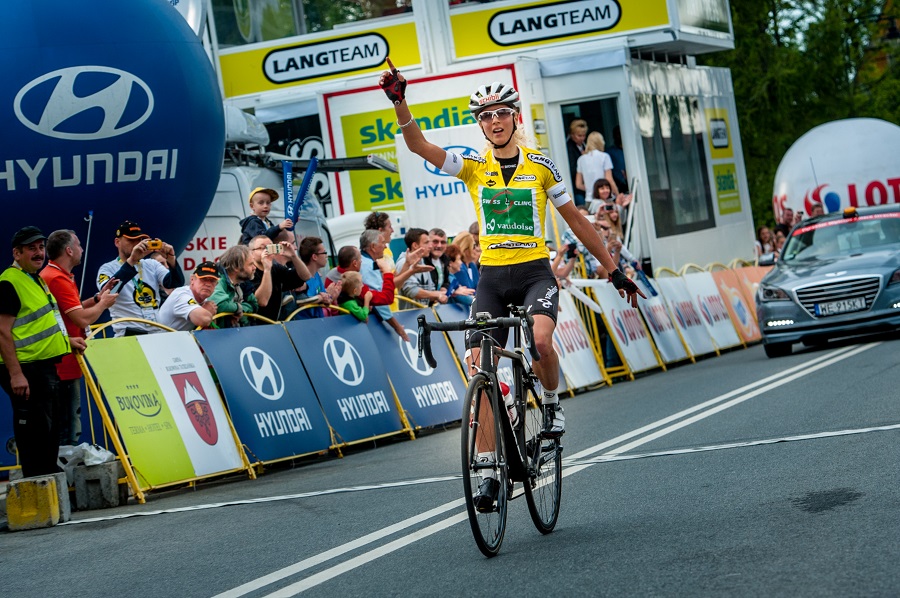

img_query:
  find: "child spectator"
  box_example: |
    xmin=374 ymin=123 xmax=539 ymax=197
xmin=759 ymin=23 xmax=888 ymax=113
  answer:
xmin=444 ymin=245 xmax=475 ymax=306
xmin=239 ymin=187 xmax=293 ymax=245
xmin=338 ymin=271 xmax=372 ymax=322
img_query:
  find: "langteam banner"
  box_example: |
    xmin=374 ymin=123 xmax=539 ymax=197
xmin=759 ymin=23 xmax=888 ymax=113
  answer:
xmin=369 ymin=309 xmax=467 ymax=429
xmin=193 ymin=326 xmax=332 ymax=462
xmin=449 ymin=0 xmax=670 ymax=60
xmin=85 ymin=333 xmax=243 ymax=487
xmin=285 ymin=316 xmax=404 ymax=444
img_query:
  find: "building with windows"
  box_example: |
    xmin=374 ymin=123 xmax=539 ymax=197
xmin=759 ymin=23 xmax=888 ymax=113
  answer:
xmin=206 ymin=0 xmax=753 ymax=269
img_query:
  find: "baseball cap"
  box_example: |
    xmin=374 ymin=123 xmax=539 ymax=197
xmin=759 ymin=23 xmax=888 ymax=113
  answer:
xmin=193 ymin=261 xmax=220 ymax=279
xmin=116 ymin=220 xmax=150 ymax=240
xmin=248 ymin=187 xmax=279 ymax=205
xmin=11 ymin=226 xmax=46 ymax=248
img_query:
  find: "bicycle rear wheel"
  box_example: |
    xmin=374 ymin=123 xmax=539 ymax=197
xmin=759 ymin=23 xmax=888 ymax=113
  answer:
xmin=522 ymin=393 xmax=562 ymax=534
xmin=461 ymin=373 xmax=508 ymax=557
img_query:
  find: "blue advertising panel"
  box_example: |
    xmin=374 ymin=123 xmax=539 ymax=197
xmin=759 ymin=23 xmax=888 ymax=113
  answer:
xmin=368 ymin=310 xmax=467 ymax=429
xmin=193 ymin=326 xmax=331 ymax=462
xmin=434 ymin=303 xmax=471 ymax=367
xmin=284 ymin=316 xmax=404 ymax=444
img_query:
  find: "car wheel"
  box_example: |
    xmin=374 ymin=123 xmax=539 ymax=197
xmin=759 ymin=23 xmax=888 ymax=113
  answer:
xmin=764 ymin=342 xmax=792 ymax=358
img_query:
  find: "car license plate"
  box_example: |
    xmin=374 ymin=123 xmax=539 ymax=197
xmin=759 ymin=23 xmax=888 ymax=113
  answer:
xmin=815 ymin=297 xmax=866 ymax=316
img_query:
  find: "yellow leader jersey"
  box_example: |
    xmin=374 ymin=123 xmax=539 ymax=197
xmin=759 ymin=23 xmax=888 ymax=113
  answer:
xmin=446 ymin=146 xmax=571 ymax=267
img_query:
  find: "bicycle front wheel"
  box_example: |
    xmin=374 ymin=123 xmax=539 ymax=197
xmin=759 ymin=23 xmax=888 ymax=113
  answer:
xmin=461 ymin=372 xmax=508 ymax=557
xmin=522 ymin=396 xmax=563 ymax=534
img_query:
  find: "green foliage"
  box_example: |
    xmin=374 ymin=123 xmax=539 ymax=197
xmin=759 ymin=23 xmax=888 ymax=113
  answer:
xmin=700 ymin=0 xmax=899 ymax=228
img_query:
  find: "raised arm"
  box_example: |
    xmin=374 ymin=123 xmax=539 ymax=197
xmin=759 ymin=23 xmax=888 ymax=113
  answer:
xmin=379 ymin=57 xmax=447 ymax=170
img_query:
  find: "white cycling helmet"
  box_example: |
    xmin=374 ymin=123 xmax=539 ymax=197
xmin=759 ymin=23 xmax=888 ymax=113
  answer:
xmin=468 ymin=82 xmax=521 ymax=116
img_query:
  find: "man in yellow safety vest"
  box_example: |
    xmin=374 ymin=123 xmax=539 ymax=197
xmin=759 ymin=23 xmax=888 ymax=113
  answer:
xmin=0 ymin=226 xmax=86 ymax=477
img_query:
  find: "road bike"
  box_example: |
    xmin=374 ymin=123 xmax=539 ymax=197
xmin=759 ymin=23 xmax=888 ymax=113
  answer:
xmin=417 ymin=306 xmax=563 ymax=557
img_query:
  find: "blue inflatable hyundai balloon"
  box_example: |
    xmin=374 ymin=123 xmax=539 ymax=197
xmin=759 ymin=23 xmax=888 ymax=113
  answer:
xmin=0 ymin=0 xmax=224 ymax=270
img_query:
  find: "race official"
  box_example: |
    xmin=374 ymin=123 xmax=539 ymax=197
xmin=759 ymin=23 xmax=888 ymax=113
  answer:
xmin=0 ymin=227 xmax=85 ymax=477
xmin=158 ymin=261 xmax=220 ymax=331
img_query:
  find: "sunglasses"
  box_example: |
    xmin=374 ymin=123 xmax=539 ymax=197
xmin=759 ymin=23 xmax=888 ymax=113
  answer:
xmin=477 ymin=107 xmax=516 ymax=122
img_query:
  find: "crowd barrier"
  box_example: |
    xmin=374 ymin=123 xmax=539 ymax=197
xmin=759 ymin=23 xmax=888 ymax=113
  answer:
xmin=0 ymin=263 xmax=772 ymax=501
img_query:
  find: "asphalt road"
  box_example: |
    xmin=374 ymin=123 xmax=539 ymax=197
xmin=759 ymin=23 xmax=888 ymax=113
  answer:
xmin=3 ymin=333 xmax=899 ymax=597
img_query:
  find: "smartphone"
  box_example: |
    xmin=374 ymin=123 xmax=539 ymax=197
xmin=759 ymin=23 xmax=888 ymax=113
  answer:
xmin=602 ymin=204 xmax=616 ymax=212
xmin=266 ymin=243 xmax=283 ymax=255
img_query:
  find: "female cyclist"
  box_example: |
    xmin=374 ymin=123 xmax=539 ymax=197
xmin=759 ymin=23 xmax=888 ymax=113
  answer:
xmin=379 ymin=61 xmax=643 ymax=508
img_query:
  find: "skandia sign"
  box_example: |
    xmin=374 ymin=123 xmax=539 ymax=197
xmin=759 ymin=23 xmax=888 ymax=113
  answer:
xmin=264 ymin=33 xmax=388 ymax=84
xmin=0 ymin=0 xmax=224 ymax=254
xmin=488 ymin=0 xmax=622 ymax=46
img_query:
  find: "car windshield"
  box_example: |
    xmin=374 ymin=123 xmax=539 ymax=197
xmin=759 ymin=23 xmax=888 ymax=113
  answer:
xmin=780 ymin=213 xmax=900 ymax=262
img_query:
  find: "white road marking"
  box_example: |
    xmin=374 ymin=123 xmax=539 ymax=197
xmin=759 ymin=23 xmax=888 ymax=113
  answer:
xmin=222 ymin=343 xmax=878 ymax=596
xmin=61 ymin=476 xmax=459 ymax=527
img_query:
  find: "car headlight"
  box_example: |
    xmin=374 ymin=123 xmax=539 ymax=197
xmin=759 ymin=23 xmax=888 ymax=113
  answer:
xmin=759 ymin=284 xmax=791 ymax=302
xmin=890 ymin=269 xmax=900 ymax=285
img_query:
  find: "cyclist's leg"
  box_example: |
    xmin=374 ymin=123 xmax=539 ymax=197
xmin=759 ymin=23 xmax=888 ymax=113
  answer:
xmin=464 ymin=267 xmax=511 ymax=499
xmin=518 ymin=260 xmax=565 ymax=435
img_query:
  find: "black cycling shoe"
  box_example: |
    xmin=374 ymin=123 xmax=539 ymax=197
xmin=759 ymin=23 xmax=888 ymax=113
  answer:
xmin=542 ymin=404 xmax=565 ymax=438
xmin=473 ymin=477 xmax=500 ymax=512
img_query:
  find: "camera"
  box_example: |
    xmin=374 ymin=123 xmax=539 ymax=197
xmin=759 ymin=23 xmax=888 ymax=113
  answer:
xmin=602 ymin=204 xmax=616 ymax=212
xmin=146 ymin=239 xmax=163 ymax=250
xmin=266 ymin=243 xmax=283 ymax=255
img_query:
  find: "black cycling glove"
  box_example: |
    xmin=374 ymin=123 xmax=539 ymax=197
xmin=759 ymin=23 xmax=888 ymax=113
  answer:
xmin=381 ymin=70 xmax=407 ymax=105
xmin=609 ymin=268 xmax=639 ymax=294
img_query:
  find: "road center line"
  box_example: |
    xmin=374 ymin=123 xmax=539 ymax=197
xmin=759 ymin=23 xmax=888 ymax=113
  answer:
xmin=227 ymin=343 xmax=874 ymax=597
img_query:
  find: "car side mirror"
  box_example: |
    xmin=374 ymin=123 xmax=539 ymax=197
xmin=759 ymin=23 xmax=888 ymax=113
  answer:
xmin=758 ymin=252 xmax=777 ymax=267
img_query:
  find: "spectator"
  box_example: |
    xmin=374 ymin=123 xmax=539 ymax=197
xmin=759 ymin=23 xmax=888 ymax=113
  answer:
xmin=451 ymin=231 xmax=480 ymax=289
xmin=239 ymin=187 xmax=293 ymax=245
xmin=395 ymin=228 xmax=447 ymax=306
xmin=426 ymin=228 xmax=450 ymax=291
xmin=337 ymin=271 xmax=372 ymax=322
xmin=809 ymin=202 xmax=825 ymax=218
xmin=774 ymin=206 xmax=800 ymax=237
xmin=147 ymin=250 xmax=174 ymax=302
xmin=209 ymin=244 xmax=258 ymax=327
xmin=359 ymin=229 xmax=420 ymax=342
xmin=158 ymin=261 xmax=219 ymax=331
xmin=754 ymin=226 xmax=775 ymax=257
xmin=41 ymin=230 xmax=118 ymax=446
xmin=576 ymin=131 xmax=618 ymax=199
xmin=607 ymin=126 xmax=628 ymax=194
xmin=293 ymin=236 xmax=335 ymax=319
xmin=601 ymin=202 xmax=625 ymax=241
xmin=555 ymin=214 xmax=602 ymax=278
xmin=566 ymin=118 xmax=588 ymax=205
xmin=444 ymin=245 xmax=475 ymax=306
xmin=0 ymin=227 xmax=85 ymax=477
xmin=773 ymin=229 xmax=787 ymax=257
xmin=363 ymin=211 xmax=396 ymax=269
xmin=245 ymin=235 xmax=311 ymax=321
xmin=97 ymin=220 xmax=184 ymax=336
xmin=468 ymin=220 xmax=480 ymax=250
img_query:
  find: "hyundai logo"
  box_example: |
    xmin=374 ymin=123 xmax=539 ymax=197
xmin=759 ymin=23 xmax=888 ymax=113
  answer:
xmin=14 ymin=66 xmax=154 ymax=141
xmin=399 ymin=329 xmax=433 ymax=376
xmin=424 ymin=145 xmax=479 ymax=176
xmin=239 ymin=347 xmax=285 ymax=401
xmin=323 ymin=336 xmax=365 ymax=386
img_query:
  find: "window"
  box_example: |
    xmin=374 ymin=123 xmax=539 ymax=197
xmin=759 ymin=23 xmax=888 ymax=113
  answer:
xmin=637 ymin=93 xmax=715 ymax=238
xmin=212 ymin=0 xmax=413 ymax=49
